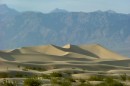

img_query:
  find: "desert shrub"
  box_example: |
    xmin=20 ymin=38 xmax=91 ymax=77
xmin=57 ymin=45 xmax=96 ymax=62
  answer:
xmin=79 ymin=79 xmax=86 ymax=83
xmin=17 ymin=65 xmax=20 ymax=68
xmin=50 ymin=78 xmax=60 ymax=84
xmin=22 ymin=68 xmax=28 ymax=71
xmin=96 ymin=80 xmax=125 ymax=86
xmin=15 ymin=73 xmax=24 ymax=78
xmin=104 ymin=76 xmax=115 ymax=83
xmin=0 ymin=79 xmax=18 ymax=86
xmin=51 ymin=77 xmax=72 ymax=86
xmin=40 ymin=74 xmax=50 ymax=79
xmin=120 ymin=73 xmax=127 ymax=81
xmin=64 ymin=71 xmax=72 ymax=75
xmin=24 ymin=78 xmax=42 ymax=86
xmin=78 ymin=81 xmax=93 ymax=86
xmin=0 ymin=73 xmax=9 ymax=78
xmin=127 ymin=76 xmax=130 ymax=81
xmin=96 ymin=77 xmax=126 ymax=86
xmin=88 ymin=75 xmax=104 ymax=81
xmin=60 ymin=79 xmax=72 ymax=86
xmin=66 ymin=77 xmax=76 ymax=82
xmin=23 ymin=66 xmax=46 ymax=71
xmin=50 ymin=72 xmax=62 ymax=77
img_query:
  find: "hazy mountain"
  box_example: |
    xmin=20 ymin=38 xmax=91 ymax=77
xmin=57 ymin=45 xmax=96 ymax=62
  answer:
xmin=51 ymin=8 xmax=68 ymax=13
xmin=0 ymin=4 xmax=130 ymax=57
xmin=0 ymin=4 xmax=19 ymax=15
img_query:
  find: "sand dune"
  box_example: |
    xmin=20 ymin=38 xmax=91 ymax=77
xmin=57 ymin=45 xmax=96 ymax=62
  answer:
xmin=79 ymin=44 xmax=128 ymax=60
xmin=10 ymin=45 xmax=69 ymax=56
xmin=0 ymin=44 xmax=130 ymax=85
xmin=1 ymin=44 xmax=128 ymax=61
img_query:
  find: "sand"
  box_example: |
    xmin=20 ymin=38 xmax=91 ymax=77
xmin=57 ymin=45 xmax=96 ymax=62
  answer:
xmin=0 ymin=44 xmax=130 ymax=85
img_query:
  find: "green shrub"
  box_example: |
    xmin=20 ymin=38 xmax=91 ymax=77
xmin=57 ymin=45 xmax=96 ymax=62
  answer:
xmin=96 ymin=77 xmax=126 ymax=86
xmin=0 ymin=73 xmax=9 ymax=78
xmin=50 ymin=72 xmax=62 ymax=77
xmin=66 ymin=77 xmax=76 ymax=82
xmin=120 ymin=73 xmax=127 ymax=81
xmin=50 ymin=77 xmax=72 ymax=86
xmin=0 ymin=79 xmax=18 ymax=86
xmin=50 ymin=78 xmax=60 ymax=84
xmin=104 ymin=76 xmax=115 ymax=83
xmin=40 ymin=74 xmax=50 ymax=79
xmin=88 ymin=75 xmax=104 ymax=81
xmin=24 ymin=78 xmax=42 ymax=86
xmin=64 ymin=71 xmax=72 ymax=75
xmin=79 ymin=79 xmax=86 ymax=83
xmin=23 ymin=66 xmax=46 ymax=71
xmin=127 ymin=76 xmax=130 ymax=81
xmin=22 ymin=68 xmax=28 ymax=71
xmin=78 ymin=81 xmax=93 ymax=86
xmin=96 ymin=81 xmax=125 ymax=86
xmin=17 ymin=65 xmax=20 ymax=69
xmin=15 ymin=73 xmax=24 ymax=78
xmin=60 ymin=79 xmax=72 ymax=86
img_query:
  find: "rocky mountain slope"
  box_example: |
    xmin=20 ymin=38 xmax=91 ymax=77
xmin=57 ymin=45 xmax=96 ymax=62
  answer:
xmin=0 ymin=4 xmax=130 ymax=56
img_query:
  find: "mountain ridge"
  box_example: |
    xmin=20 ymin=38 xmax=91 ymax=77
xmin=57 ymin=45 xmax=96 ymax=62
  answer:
xmin=0 ymin=4 xmax=130 ymax=57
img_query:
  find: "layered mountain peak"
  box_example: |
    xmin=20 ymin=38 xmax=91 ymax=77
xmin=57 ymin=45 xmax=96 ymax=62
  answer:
xmin=105 ymin=10 xmax=116 ymax=13
xmin=0 ymin=5 xmax=130 ymax=57
xmin=51 ymin=8 xmax=68 ymax=13
xmin=0 ymin=4 xmax=19 ymax=15
xmin=0 ymin=4 xmax=8 ymax=9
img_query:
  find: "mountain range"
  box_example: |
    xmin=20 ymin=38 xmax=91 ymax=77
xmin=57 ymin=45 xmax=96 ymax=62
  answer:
xmin=0 ymin=4 xmax=130 ymax=57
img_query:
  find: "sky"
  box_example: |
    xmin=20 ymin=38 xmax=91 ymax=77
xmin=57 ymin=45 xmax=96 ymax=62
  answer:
xmin=0 ymin=0 xmax=130 ymax=13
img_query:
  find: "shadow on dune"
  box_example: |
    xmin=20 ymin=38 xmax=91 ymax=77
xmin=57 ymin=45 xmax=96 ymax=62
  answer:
xmin=0 ymin=52 xmax=15 ymax=61
xmin=53 ymin=45 xmax=100 ymax=58
xmin=9 ymin=53 xmax=92 ymax=61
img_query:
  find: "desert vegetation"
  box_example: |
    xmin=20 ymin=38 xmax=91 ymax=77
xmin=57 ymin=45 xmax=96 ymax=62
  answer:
xmin=0 ymin=73 xmax=9 ymax=78
xmin=22 ymin=66 xmax=47 ymax=71
xmin=1 ymin=72 xmax=129 ymax=86
xmin=24 ymin=78 xmax=42 ymax=86
xmin=0 ymin=79 xmax=18 ymax=86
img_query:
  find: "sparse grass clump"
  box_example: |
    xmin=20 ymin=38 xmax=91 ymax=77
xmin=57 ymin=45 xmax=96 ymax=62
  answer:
xmin=24 ymin=77 xmax=42 ymax=86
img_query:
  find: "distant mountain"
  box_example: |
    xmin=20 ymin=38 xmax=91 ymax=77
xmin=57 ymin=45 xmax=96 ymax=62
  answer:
xmin=51 ymin=8 xmax=68 ymax=13
xmin=0 ymin=4 xmax=19 ymax=15
xmin=0 ymin=4 xmax=130 ymax=57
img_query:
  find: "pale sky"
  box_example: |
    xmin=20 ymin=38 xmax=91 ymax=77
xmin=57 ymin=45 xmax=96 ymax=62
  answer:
xmin=0 ymin=0 xmax=130 ymax=13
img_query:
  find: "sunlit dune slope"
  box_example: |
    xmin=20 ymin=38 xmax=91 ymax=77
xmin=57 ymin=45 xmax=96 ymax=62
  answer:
xmin=0 ymin=44 xmax=128 ymax=62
